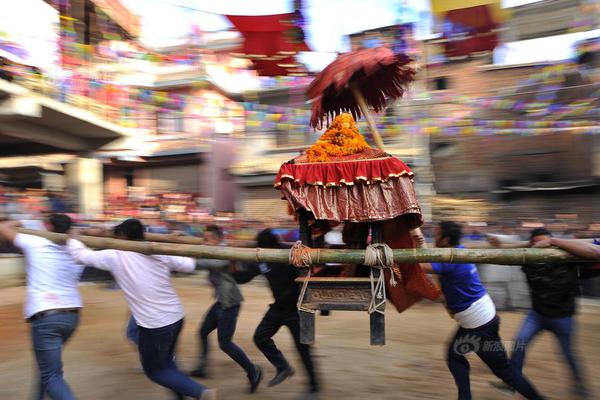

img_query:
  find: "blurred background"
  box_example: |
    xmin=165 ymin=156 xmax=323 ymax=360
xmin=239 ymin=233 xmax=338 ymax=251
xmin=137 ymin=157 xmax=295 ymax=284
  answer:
xmin=2 ymin=2 xmax=600 ymax=399
xmin=0 ymin=0 xmax=599 ymax=285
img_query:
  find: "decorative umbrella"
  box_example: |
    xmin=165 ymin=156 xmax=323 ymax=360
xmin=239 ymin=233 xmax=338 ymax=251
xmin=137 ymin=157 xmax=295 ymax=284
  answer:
xmin=307 ymin=46 xmax=415 ymax=149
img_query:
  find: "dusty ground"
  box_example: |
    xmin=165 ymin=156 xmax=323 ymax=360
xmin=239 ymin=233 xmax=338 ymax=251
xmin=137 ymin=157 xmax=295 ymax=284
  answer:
xmin=1 ymin=276 xmax=599 ymax=400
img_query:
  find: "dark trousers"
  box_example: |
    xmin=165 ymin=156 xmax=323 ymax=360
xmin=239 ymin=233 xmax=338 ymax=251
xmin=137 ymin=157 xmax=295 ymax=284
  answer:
xmin=198 ymin=302 xmax=254 ymax=375
xmin=447 ymin=317 xmax=545 ymax=400
xmin=31 ymin=311 xmax=79 ymax=400
xmin=512 ymin=310 xmax=587 ymax=395
xmin=138 ymin=319 xmax=206 ymax=399
xmin=126 ymin=315 xmax=139 ymax=345
xmin=253 ymin=306 xmax=319 ymax=391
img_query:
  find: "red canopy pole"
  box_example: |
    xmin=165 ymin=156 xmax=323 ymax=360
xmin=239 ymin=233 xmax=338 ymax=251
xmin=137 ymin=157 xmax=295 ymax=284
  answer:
xmin=350 ymin=83 xmax=385 ymax=150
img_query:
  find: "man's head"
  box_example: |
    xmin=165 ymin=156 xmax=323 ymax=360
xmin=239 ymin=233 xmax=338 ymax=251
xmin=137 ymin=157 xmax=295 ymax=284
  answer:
xmin=434 ymin=221 xmax=462 ymax=248
xmin=45 ymin=214 xmax=72 ymax=234
xmin=203 ymin=224 xmax=223 ymax=245
xmin=529 ymin=227 xmax=551 ymax=246
xmin=256 ymin=228 xmax=280 ymax=249
xmin=113 ymin=219 xmax=145 ymax=241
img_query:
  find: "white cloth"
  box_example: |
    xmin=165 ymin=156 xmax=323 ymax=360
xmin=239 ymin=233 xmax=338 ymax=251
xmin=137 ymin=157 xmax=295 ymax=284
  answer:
xmin=67 ymin=239 xmax=195 ymax=329
xmin=14 ymin=233 xmax=84 ymax=319
xmin=453 ymin=293 xmax=496 ymax=329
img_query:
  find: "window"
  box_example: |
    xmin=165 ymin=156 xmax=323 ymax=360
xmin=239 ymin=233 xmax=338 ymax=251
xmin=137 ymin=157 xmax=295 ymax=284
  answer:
xmin=431 ymin=76 xmax=449 ymax=91
xmin=157 ymin=110 xmax=184 ymax=134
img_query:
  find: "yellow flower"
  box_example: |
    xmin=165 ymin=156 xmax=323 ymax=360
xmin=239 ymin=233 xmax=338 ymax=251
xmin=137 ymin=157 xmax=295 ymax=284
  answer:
xmin=306 ymin=113 xmax=370 ymax=162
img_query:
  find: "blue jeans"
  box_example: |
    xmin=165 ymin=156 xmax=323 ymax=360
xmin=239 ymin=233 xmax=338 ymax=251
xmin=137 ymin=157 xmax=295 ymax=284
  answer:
xmin=138 ymin=318 xmax=206 ymax=399
xmin=126 ymin=315 xmax=139 ymax=345
xmin=512 ymin=310 xmax=588 ymax=395
xmin=447 ymin=317 xmax=545 ymax=400
xmin=198 ymin=303 xmax=255 ymax=375
xmin=30 ymin=311 xmax=79 ymax=400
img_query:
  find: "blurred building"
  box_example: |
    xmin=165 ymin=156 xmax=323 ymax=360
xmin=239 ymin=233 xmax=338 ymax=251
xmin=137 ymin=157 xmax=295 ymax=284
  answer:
xmin=501 ymin=0 xmax=593 ymax=42
xmin=423 ymin=0 xmax=600 ymax=223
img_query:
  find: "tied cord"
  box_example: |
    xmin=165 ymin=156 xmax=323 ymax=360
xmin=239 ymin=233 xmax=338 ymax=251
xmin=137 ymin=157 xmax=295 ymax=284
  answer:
xmin=364 ymin=243 xmax=396 ymax=315
xmin=290 ymin=241 xmax=317 ymax=314
xmin=364 ymin=243 xmax=398 ymax=286
xmin=290 ymin=241 xmax=312 ymax=268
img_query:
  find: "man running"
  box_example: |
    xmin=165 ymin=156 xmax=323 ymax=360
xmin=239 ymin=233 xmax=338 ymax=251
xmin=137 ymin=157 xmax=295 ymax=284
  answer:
xmin=419 ymin=221 xmax=546 ymax=400
xmin=0 ymin=215 xmax=83 ymax=400
xmin=67 ymin=218 xmax=216 ymax=400
xmin=233 ymin=229 xmax=320 ymax=399
xmin=491 ymin=228 xmax=593 ymax=399
xmin=190 ymin=224 xmax=262 ymax=393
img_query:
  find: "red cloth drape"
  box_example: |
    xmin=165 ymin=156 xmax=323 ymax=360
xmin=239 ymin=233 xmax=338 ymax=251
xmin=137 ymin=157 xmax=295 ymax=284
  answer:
xmin=383 ymin=219 xmax=441 ymax=313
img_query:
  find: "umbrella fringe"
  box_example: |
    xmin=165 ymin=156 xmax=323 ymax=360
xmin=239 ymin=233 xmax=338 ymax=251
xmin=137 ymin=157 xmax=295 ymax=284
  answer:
xmin=308 ymin=48 xmax=416 ymax=129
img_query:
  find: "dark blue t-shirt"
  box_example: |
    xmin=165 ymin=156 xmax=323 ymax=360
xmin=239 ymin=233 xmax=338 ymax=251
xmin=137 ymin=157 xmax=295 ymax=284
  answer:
xmin=431 ymin=246 xmax=488 ymax=313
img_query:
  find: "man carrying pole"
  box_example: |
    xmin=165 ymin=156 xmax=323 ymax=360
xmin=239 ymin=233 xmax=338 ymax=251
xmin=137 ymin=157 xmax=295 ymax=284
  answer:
xmin=0 ymin=215 xmax=83 ymax=400
xmin=66 ymin=219 xmax=216 ymax=400
xmin=418 ymin=221 xmax=546 ymax=400
xmin=190 ymin=224 xmax=263 ymax=394
xmin=232 ymin=228 xmax=320 ymax=399
xmin=490 ymin=229 xmax=596 ymax=399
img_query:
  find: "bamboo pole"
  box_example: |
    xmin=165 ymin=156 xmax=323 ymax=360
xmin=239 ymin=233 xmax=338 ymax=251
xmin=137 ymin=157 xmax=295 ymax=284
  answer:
xmin=18 ymin=229 xmax=597 ymax=265
xmin=350 ymin=83 xmax=386 ymax=150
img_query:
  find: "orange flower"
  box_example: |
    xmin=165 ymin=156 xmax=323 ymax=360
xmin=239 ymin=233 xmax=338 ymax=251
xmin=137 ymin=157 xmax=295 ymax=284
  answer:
xmin=306 ymin=113 xmax=370 ymax=162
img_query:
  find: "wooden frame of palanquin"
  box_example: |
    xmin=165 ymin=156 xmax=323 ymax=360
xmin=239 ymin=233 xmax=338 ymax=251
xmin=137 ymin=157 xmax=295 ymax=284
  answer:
xmin=295 ymin=208 xmax=386 ymax=346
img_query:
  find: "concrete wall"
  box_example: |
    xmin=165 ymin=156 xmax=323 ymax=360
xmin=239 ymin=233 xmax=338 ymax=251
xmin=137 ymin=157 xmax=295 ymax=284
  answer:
xmin=0 ymin=255 xmax=25 ymax=287
xmin=478 ymin=264 xmax=531 ymax=310
xmin=66 ymin=157 xmax=104 ymax=217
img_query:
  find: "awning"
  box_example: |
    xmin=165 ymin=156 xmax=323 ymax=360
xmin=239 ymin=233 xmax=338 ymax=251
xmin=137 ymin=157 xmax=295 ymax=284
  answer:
xmin=0 ymin=79 xmax=127 ymax=156
xmin=498 ymin=179 xmax=600 ymax=193
xmin=226 ymin=13 xmax=310 ymax=76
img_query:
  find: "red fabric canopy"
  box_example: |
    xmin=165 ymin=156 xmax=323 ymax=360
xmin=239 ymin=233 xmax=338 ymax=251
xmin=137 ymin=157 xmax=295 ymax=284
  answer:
xmin=275 ymin=149 xmax=414 ymax=187
xmin=226 ymin=13 xmax=310 ymax=76
xmin=275 ymin=149 xmax=422 ymax=224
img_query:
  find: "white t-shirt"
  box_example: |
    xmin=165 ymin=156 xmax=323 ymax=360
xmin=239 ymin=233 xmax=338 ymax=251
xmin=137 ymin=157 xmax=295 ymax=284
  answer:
xmin=453 ymin=293 xmax=496 ymax=329
xmin=67 ymin=239 xmax=195 ymax=329
xmin=14 ymin=233 xmax=84 ymax=319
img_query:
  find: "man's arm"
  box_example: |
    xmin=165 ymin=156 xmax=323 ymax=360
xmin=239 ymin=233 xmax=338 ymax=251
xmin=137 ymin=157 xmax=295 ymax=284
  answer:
xmin=196 ymin=259 xmax=231 ymax=271
xmin=153 ymin=255 xmax=196 ymax=273
xmin=0 ymin=220 xmax=20 ymax=244
xmin=486 ymin=235 xmax=529 ymax=248
xmin=533 ymin=237 xmax=600 ymax=260
xmin=231 ymin=262 xmax=261 ymax=284
xmin=66 ymin=238 xmax=116 ymax=271
xmin=418 ymin=263 xmax=436 ymax=274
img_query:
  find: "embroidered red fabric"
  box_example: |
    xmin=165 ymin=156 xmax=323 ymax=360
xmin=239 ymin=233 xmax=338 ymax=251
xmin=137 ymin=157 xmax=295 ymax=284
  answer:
xmin=274 ymin=148 xmax=413 ymax=188
xmin=275 ymin=149 xmax=422 ymax=224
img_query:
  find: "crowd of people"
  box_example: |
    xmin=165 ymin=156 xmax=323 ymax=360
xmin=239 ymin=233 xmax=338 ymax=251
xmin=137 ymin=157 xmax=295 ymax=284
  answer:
xmin=0 ymin=212 xmax=599 ymax=399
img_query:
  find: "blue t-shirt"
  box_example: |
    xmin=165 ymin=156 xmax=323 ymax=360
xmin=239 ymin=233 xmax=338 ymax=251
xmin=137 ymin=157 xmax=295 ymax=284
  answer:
xmin=431 ymin=246 xmax=488 ymax=313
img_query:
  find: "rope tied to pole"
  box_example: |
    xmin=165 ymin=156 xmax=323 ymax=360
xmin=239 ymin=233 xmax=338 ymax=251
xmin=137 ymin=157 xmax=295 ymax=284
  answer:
xmin=364 ymin=243 xmax=396 ymax=315
xmin=289 ymin=241 xmax=317 ymax=315
xmin=290 ymin=241 xmax=312 ymax=268
xmin=364 ymin=243 xmax=398 ymax=286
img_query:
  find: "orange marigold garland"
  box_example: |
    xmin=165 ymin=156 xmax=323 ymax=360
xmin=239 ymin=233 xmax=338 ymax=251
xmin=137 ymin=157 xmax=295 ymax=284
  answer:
xmin=306 ymin=113 xmax=371 ymax=162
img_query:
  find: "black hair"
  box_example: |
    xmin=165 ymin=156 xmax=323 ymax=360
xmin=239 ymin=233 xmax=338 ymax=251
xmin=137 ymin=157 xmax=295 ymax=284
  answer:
xmin=205 ymin=224 xmax=223 ymax=239
xmin=113 ymin=219 xmax=145 ymax=241
xmin=438 ymin=221 xmax=462 ymax=247
xmin=577 ymin=50 xmax=598 ymax=67
xmin=48 ymin=214 xmax=72 ymax=234
xmin=256 ymin=228 xmax=281 ymax=249
xmin=529 ymin=227 xmax=551 ymax=240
